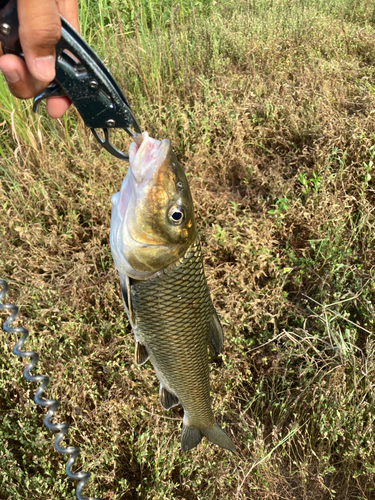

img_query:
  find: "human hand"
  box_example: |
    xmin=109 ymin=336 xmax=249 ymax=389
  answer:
xmin=0 ymin=0 xmax=79 ymax=118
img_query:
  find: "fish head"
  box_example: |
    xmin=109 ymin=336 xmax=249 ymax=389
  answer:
xmin=110 ymin=132 xmax=197 ymax=279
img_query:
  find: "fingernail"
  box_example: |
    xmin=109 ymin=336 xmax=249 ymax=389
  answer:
xmin=34 ymin=55 xmax=55 ymax=82
xmin=0 ymin=68 xmax=20 ymax=83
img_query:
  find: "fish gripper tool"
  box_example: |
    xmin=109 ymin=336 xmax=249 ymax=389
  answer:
xmin=0 ymin=0 xmax=142 ymax=161
xmin=0 ymin=279 xmax=101 ymax=500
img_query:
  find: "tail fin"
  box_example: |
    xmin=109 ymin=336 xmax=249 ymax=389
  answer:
xmin=181 ymin=421 xmax=236 ymax=452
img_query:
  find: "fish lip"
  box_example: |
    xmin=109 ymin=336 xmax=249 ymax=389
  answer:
xmin=132 ymin=132 xmax=152 ymax=163
xmin=129 ymin=132 xmax=170 ymax=184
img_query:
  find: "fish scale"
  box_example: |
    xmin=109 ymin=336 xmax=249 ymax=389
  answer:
xmin=130 ymin=240 xmax=215 ymax=428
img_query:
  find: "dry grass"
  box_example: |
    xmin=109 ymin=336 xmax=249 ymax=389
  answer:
xmin=1 ymin=0 xmax=375 ymax=498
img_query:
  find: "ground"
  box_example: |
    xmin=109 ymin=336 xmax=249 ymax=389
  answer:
xmin=1 ymin=1 xmax=375 ymax=498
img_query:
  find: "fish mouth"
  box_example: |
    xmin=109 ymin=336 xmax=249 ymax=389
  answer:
xmin=129 ymin=132 xmax=170 ymax=183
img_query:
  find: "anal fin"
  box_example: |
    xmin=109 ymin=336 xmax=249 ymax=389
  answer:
xmin=135 ymin=341 xmax=149 ymax=366
xmin=159 ymin=385 xmax=179 ymax=410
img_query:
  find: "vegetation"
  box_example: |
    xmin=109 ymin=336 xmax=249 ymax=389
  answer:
xmin=1 ymin=0 xmax=375 ymax=498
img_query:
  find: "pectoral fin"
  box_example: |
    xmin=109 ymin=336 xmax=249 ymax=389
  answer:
xmin=119 ymin=273 xmax=135 ymax=327
xmin=159 ymin=385 xmax=179 ymax=410
xmin=208 ymin=308 xmax=223 ymax=356
xmin=135 ymin=341 xmax=149 ymax=365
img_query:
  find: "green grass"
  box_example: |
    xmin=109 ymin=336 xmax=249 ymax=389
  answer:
xmin=1 ymin=0 xmax=375 ymax=498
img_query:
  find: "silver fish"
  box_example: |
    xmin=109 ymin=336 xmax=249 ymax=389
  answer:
xmin=110 ymin=132 xmax=235 ymax=452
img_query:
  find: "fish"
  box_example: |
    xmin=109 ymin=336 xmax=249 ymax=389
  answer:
xmin=110 ymin=132 xmax=235 ymax=452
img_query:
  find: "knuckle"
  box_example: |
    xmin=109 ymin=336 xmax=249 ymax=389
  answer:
xmin=20 ymin=22 xmax=61 ymax=50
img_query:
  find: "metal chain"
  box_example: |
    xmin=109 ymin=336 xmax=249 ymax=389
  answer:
xmin=0 ymin=279 xmax=101 ymax=500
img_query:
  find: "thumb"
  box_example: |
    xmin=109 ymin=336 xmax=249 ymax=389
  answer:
xmin=18 ymin=0 xmax=61 ymax=83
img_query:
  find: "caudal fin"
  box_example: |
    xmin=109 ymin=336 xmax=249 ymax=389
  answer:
xmin=181 ymin=421 xmax=236 ymax=452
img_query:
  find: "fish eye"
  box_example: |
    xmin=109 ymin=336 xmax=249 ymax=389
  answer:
xmin=168 ymin=206 xmax=185 ymax=225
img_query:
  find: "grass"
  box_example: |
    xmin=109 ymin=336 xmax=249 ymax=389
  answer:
xmin=1 ymin=0 xmax=375 ymax=498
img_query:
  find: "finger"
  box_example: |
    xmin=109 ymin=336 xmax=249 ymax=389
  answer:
xmin=45 ymin=1 xmax=79 ymax=118
xmin=0 ymin=54 xmax=71 ymax=117
xmin=18 ymin=0 xmax=61 ymax=84
xmin=0 ymin=54 xmax=46 ymax=98
xmin=46 ymin=96 xmax=71 ymax=118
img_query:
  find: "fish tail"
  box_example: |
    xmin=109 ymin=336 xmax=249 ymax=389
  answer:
xmin=202 ymin=422 xmax=236 ymax=452
xmin=181 ymin=421 xmax=236 ymax=452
